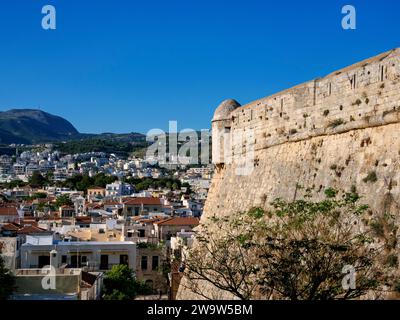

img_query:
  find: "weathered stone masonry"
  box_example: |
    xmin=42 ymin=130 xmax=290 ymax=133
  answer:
xmin=178 ymin=48 xmax=400 ymax=299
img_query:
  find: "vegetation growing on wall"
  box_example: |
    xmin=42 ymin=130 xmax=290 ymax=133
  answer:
xmin=183 ymin=188 xmax=396 ymax=300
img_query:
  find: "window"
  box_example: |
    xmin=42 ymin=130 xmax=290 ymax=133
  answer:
xmin=120 ymin=254 xmax=129 ymax=265
xmin=141 ymin=256 xmax=148 ymax=270
xmin=61 ymin=255 xmax=67 ymax=264
xmin=134 ymin=207 xmax=140 ymax=216
xmin=152 ymin=256 xmax=159 ymax=271
xmin=71 ymin=255 xmax=78 ymax=268
xmin=100 ymin=255 xmax=109 ymax=270
xmin=38 ymin=255 xmax=50 ymax=268
xmin=138 ymin=229 xmax=145 ymax=237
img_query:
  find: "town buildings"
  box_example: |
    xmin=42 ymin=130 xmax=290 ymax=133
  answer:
xmin=0 ymin=147 xmax=211 ymax=300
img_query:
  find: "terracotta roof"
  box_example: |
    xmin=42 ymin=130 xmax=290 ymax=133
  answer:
xmin=1 ymin=223 xmax=20 ymax=231
xmin=17 ymin=225 xmax=47 ymax=234
xmin=124 ymin=197 xmax=161 ymax=206
xmin=135 ymin=217 xmax=169 ymax=224
xmin=86 ymin=203 xmax=102 ymax=209
xmin=40 ymin=216 xmax=61 ymax=221
xmin=75 ymin=216 xmax=91 ymax=222
xmin=153 ymin=217 xmax=199 ymax=226
xmin=21 ymin=219 xmax=38 ymax=227
xmin=0 ymin=207 xmax=18 ymax=216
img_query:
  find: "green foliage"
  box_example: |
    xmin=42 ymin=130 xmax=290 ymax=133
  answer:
xmin=28 ymin=171 xmax=49 ymax=188
xmin=0 ymin=180 xmax=27 ymax=189
xmin=125 ymin=177 xmax=182 ymax=192
xmin=36 ymin=201 xmax=56 ymax=212
xmin=23 ymin=192 xmax=48 ymax=201
xmin=324 ymin=187 xmax=337 ymax=198
xmin=328 ymin=118 xmax=345 ymax=128
xmin=363 ymin=171 xmax=378 ymax=183
xmin=395 ymin=281 xmax=400 ymax=293
xmin=0 ymin=254 xmax=16 ymax=300
xmin=247 ymin=207 xmax=265 ymax=219
xmin=370 ymin=220 xmax=385 ymax=237
xmin=137 ymin=242 xmax=164 ymax=250
xmin=55 ymin=194 xmax=73 ymax=208
xmin=102 ymin=264 xmax=151 ymax=300
xmin=385 ymin=254 xmax=398 ymax=268
xmin=54 ymin=134 xmax=148 ymax=157
xmin=186 ymin=187 xmax=387 ymax=300
xmin=58 ymin=173 xmax=118 ymax=193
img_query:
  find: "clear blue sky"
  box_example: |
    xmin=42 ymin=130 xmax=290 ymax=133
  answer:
xmin=0 ymin=0 xmax=398 ymax=134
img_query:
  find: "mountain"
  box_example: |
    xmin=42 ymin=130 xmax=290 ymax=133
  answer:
xmin=0 ymin=109 xmax=148 ymax=157
xmin=0 ymin=109 xmax=79 ymax=144
xmin=0 ymin=108 xmax=207 ymax=158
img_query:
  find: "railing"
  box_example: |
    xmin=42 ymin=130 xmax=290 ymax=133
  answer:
xmin=99 ymin=263 xmax=119 ymax=271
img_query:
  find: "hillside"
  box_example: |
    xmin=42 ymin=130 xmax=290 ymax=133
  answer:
xmin=0 ymin=109 xmax=148 ymax=156
xmin=0 ymin=109 xmax=79 ymax=144
xmin=53 ymin=133 xmax=148 ymax=157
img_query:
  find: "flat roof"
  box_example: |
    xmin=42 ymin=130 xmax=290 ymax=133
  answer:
xmin=22 ymin=241 xmax=135 ymax=247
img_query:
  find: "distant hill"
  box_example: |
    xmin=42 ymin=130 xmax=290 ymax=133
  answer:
xmin=0 ymin=109 xmax=79 ymax=144
xmin=53 ymin=132 xmax=148 ymax=156
xmin=0 ymin=108 xmax=148 ymax=156
xmin=0 ymin=108 xmax=209 ymax=159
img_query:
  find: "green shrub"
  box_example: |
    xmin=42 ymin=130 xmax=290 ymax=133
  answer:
xmin=385 ymin=254 xmax=398 ymax=268
xmin=328 ymin=119 xmax=345 ymax=128
xmin=363 ymin=171 xmax=378 ymax=183
xmin=370 ymin=220 xmax=385 ymax=237
xmin=395 ymin=281 xmax=400 ymax=293
xmin=324 ymin=187 xmax=337 ymax=198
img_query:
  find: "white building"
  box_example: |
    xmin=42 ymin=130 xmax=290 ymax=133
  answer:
xmin=105 ymin=182 xmax=135 ymax=198
xmin=20 ymin=235 xmax=136 ymax=271
xmin=13 ymin=163 xmax=26 ymax=176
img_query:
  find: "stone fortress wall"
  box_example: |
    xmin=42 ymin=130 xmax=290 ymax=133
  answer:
xmin=177 ymin=48 xmax=400 ymax=299
xmin=213 ymin=49 xmax=400 ymax=167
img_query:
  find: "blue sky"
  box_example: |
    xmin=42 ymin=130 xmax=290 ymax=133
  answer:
xmin=0 ymin=0 xmax=398 ymax=134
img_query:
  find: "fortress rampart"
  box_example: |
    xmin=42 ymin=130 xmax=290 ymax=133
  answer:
xmin=212 ymin=49 xmax=400 ymax=168
xmin=178 ymin=48 xmax=400 ymax=299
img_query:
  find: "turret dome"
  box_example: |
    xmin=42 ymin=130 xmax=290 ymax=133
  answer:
xmin=212 ymin=99 xmax=241 ymax=121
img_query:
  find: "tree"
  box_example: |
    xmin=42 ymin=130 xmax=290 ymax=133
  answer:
xmin=55 ymin=194 xmax=73 ymax=208
xmin=28 ymin=171 xmax=48 ymax=188
xmin=0 ymin=251 xmax=16 ymax=300
xmin=102 ymin=264 xmax=151 ymax=300
xmin=183 ymin=188 xmax=394 ymax=300
xmin=172 ymin=182 xmax=179 ymax=190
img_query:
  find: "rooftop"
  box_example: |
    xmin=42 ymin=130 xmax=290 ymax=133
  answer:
xmin=124 ymin=197 xmax=161 ymax=206
xmin=154 ymin=217 xmax=199 ymax=226
xmin=0 ymin=206 xmax=18 ymax=216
